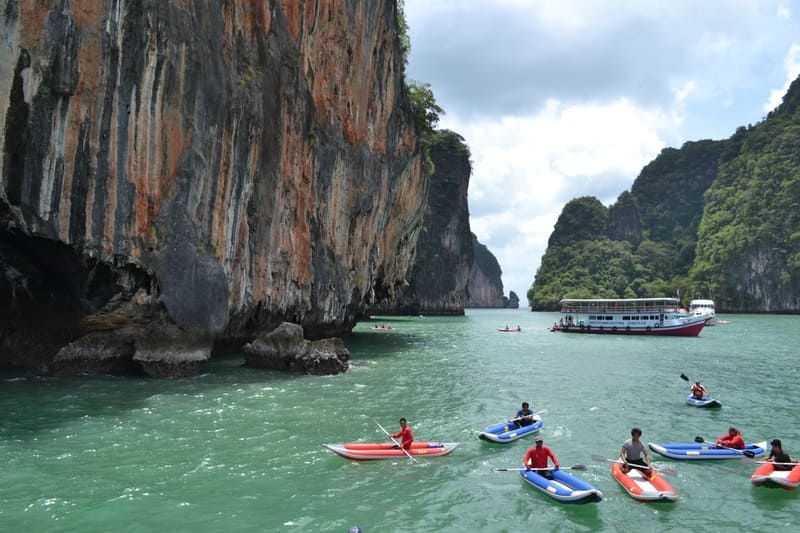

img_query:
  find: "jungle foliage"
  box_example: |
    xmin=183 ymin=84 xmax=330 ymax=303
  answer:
xmin=528 ymin=76 xmax=800 ymax=311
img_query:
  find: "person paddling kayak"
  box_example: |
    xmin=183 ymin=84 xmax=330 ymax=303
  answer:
xmin=715 ymin=427 xmax=745 ymax=449
xmin=390 ymin=418 xmax=414 ymax=450
xmin=523 ymin=436 xmax=560 ymax=479
xmin=691 ymin=381 xmax=707 ymax=399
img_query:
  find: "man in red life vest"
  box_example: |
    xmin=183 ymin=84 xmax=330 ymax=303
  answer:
xmin=523 ymin=436 xmax=560 ymax=478
xmin=391 ymin=418 xmax=414 ymax=450
xmin=715 ymin=427 xmax=745 ymax=449
xmin=691 ymin=381 xmax=707 ymax=399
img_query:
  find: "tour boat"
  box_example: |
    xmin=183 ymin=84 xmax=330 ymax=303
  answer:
xmin=556 ymin=298 xmax=707 ymax=336
xmin=689 ymin=299 xmax=716 ymax=325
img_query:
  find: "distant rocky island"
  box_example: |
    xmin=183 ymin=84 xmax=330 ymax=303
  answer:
xmin=529 ymin=74 xmax=800 ymax=313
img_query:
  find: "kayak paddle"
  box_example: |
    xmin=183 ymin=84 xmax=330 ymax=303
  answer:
xmin=591 ymin=454 xmax=677 ymax=476
xmin=694 ymin=436 xmax=755 ymax=458
xmin=740 ymin=458 xmax=799 ymax=466
xmin=508 ymin=408 xmax=548 ymax=424
xmin=491 ymin=464 xmax=586 ymax=472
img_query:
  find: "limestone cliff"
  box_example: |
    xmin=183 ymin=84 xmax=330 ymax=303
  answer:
xmin=468 ymin=234 xmax=516 ymax=308
xmin=366 ymin=129 xmax=472 ymax=315
xmin=0 ymin=1 xmax=424 ymax=374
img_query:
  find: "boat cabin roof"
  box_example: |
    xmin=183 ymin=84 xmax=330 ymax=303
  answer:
xmin=559 ymin=297 xmax=680 ymax=313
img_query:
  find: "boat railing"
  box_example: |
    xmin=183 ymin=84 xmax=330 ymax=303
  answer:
xmin=560 ymin=306 xmax=675 ymax=314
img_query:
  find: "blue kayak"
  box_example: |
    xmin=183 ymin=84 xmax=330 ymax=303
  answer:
xmin=519 ymin=468 xmax=603 ymax=504
xmin=686 ymin=395 xmax=722 ymax=408
xmin=478 ymin=416 xmax=543 ymax=443
xmin=648 ymin=441 xmax=767 ymax=460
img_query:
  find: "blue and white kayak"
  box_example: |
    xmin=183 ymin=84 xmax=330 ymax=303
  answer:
xmin=478 ymin=416 xmax=543 ymax=443
xmin=686 ymin=395 xmax=722 ymax=408
xmin=648 ymin=441 xmax=767 ymax=460
xmin=519 ymin=468 xmax=603 ymax=504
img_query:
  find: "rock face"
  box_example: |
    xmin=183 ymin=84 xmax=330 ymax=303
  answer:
xmin=467 ymin=235 xmax=504 ymax=307
xmin=0 ymin=1 xmax=424 ymax=375
xmin=366 ymin=129 xmax=472 ymax=315
xmin=243 ymin=322 xmax=349 ymax=375
xmin=467 ymin=234 xmax=520 ymax=308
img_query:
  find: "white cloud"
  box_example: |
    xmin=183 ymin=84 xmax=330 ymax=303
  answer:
xmin=442 ymin=98 xmax=678 ymax=295
xmin=764 ymin=43 xmax=800 ymax=112
xmin=404 ymin=0 xmax=800 ymax=301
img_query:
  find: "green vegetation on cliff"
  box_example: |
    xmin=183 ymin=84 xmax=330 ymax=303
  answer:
xmin=529 ymin=76 xmax=800 ymax=312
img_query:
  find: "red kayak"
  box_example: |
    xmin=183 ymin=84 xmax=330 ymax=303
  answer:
xmin=323 ymin=442 xmax=459 ymax=461
xmin=751 ymin=462 xmax=800 ymax=489
xmin=611 ymin=462 xmax=678 ymax=502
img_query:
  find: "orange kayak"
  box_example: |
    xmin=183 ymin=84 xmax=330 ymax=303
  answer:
xmin=611 ymin=462 xmax=678 ymax=502
xmin=751 ymin=462 xmax=800 ymax=489
xmin=323 ymin=442 xmax=458 ymax=461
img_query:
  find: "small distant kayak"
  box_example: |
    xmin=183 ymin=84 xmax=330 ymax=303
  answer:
xmin=648 ymin=441 xmax=767 ymax=460
xmin=686 ymin=395 xmax=722 ymax=408
xmin=478 ymin=416 xmax=543 ymax=443
xmin=498 ymin=327 xmax=522 ymax=332
xmin=323 ymin=442 xmax=458 ymax=461
xmin=611 ymin=462 xmax=677 ymax=502
xmin=520 ymin=468 xmax=603 ymax=504
xmin=751 ymin=462 xmax=800 ymax=489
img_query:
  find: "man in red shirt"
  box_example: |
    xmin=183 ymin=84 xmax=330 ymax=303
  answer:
xmin=715 ymin=427 xmax=745 ymax=449
xmin=391 ymin=418 xmax=414 ymax=450
xmin=523 ymin=436 xmax=560 ymax=478
xmin=691 ymin=381 xmax=707 ymax=399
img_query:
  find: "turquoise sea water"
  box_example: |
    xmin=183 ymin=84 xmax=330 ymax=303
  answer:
xmin=1 ymin=310 xmax=798 ymax=532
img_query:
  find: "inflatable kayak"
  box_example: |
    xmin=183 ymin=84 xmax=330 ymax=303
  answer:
xmin=751 ymin=462 xmax=800 ymax=489
xmin=648 ymin=441 xmax=767 ymax=460
xmin=519 ymin=468 xmax=603 ymax=504
xmin=323 ymin=442 xmax=459 ymax=461
xmin=685 ymin=395 xmax=722 ymax=408
xmin=478 ymin=416 xmax=543 ymax=443
xmin=610 ymin=462 xmax=678 ymax=502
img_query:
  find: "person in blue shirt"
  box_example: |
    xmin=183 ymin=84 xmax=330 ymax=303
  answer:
xmin=511 ymin=402 xmax=535 ymax=428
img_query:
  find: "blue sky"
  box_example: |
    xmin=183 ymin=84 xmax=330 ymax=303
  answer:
xmin=403 ymin=0 xmax=800 ymax=301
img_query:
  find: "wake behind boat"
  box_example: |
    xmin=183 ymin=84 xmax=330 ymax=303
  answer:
xmin=323 ymin=442 xmax=459 ymax=461
xmin=519 ymin=468 xmax=603 ymax=504
xmin=555 ymin=298 xmax=706 ymax=336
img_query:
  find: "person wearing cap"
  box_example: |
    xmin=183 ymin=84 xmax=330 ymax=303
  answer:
xmin=621 ymin=427 xmax=653 ymax=477
xmin=522 ymin=436 xmax=560 ymax=478
xmin=766 ymin=439 xmax=795 ymax=471
xmin=511 ymin=402 xmax=535 ymax=428
xmin=715 ymin=427 xmax=745 ymax=449
xmin=691 ymin=380 xmax=707 ymax=399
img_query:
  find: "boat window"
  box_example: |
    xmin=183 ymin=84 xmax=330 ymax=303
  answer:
xmin=605 ymin=316 xmax=612 ymax=320
xmin=622 ymin=316 xmax=630 ymax=320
